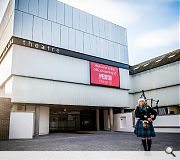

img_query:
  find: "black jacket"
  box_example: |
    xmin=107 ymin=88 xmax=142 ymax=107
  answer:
xmin=135 ymin=105 xmax=157 ymax=120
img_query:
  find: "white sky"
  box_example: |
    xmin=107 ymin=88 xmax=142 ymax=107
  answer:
xmin=0 ymin=0 xmax=179 ymax=65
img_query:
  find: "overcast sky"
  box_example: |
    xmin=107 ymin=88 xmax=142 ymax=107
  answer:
xmin=0 ymin=0 xmax=179 ymax=65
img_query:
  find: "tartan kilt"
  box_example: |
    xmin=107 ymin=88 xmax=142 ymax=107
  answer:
xmin=134 ymin=120 xmax=156 ymax=137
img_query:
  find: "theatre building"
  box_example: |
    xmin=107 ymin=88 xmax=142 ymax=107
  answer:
xmin=0 ymin=0 xmax=179 ymax=140
xmin=0 ymin=0 xmax=130 ymax=139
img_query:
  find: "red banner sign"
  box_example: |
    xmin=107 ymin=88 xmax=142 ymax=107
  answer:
xmin=90 ymin=62 xmax=120 ymax=87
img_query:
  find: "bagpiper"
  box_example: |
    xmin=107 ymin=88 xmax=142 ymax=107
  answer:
xmin=134 ymin=97 xmax=157 ymax=151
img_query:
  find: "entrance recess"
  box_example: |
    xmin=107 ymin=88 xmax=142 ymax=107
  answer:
xmin=49 ymin=107 xmax=97 ymax=132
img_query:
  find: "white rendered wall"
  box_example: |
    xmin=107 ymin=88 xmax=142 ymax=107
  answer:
xmin=26 ymin=105 xmax=35 ymax=135
xmin=130 ymin=62 xmax=180 ymax=93
xmin=114 ymin=113 xmax=180 ymax=133
xmin=11 ymin=76 xmax=129 ymax=107
xmin=120 ymin=68 xmax=130 ymax=90
xmin=130 ymin=62 xmax=180 ymax=107
xmin=0 ymin=47 xmax=13 ymax=86
xmin=131 ymin=85 xmax=180 ymax=107
xmin=39 ymin=106 xmax=49 ymax=135
xmin=11 ymin=45 xmax=90 ymax=85
xmin=2 ymin=78 xmax=13 ymax=98
xmin=153 ymin=115 xmax=180 ymax=133
xmin=9 ymin=112 xmax=34 ymax=139
xmin=11 ymin=45 xmax=130 ymax=90
xmin=113 ymin=112 xmax=134 ymax=132
xmin=0 ymin=0 xmax=14 ymax=55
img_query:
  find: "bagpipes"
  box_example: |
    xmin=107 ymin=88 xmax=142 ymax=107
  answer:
xmin=141 ymin=90 xmax=160 ymax=115
xmin=139 ymin=90 xmax=160 ymax=128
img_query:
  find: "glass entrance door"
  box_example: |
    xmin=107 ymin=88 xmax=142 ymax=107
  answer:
xmin=50 ymin=110 xmax=80 ymax=132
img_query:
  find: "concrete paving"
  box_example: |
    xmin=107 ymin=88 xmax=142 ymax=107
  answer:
xmin=0 ymin=131 xmax=180 ymax=151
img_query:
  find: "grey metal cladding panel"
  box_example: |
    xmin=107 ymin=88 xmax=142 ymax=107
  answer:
xmin=13 ymin=10 xmax=23 ymax=37
xmin=90 ymin=34 xmax=97 ymax=56
xmin=102 ymin=39 xmax=109 ymax=59
xmin=22 ymin=13 xmax=33 ymax=40
xmin=33 ymin=16 xmax=43 ymax=42
xmin=42 ymin=19 xmax=51 ymax=45
xmin=65 ymin=5 xmax=72 ymax=27
xmin=119 ymin=45 xmax=127 ymax=64
xmin=124 ymin=46 xmax=129 ymax=64
xmin=114 ymin=43 xmax=120 ymax=62
xmin=15 ymin=0 xmax=19 ymax=9
xmin=99 ymin=19 xmax=105 ymax=38
xmin=29 ymin=0 xmax=38 ymax=16
xmin=39 ymin=0 xmax=48 ymax=19
xmin=48 ymin=0 xmax=57 ymax=22
xmin=86 ymin=14 xmax=93 ymax=34
xmin=108 ymin=41 xmax=115 ymax=61
xmin=61 ymin=25 xmax=69 ymax=49
xmin=123 ymin=28 xmax=127 ymax=45
xmin=104 ymin=21 xmax=110 ymax=40
xmin=84 ymin=33 xmax=91 ymax=55
xmin=119 ymin=27 xmax=126 ymax=45
xmin=115 ymin=25 xmax=120 ymax=43
xmin=18 ymin=0 xmax=29 ymax=12
xmin=96 ymin=37 xmax=103 ymax=57
xmin=110 ymin=23 xmax=116 ymax=42
xmin=92 ymin=16 xmax=99 ymax=36
xmin=68 ymin=28 xmax=76 ymax=51
xmin=119 ymin=45 xmax=123 ymax=63
xmin=117 ymin=43 xmax=122 ymax=62
xmin=75 ymin=30 xmax=83 ymax=53
xmin=124 ymin=29 xmax=128 ymax=46
xmin=79 ymin=11 xmax=86 ymax=32
xmin=122 ymin=46 xmax=128 ymax=64
xmin=57 ymin=1 xmax=64 ymax=24
xmin=112 ymin=42 xmax=116 ymax=61
xmin=52 ymin=22 xmax=60 ymax=47
xmin=73 ymin=8 xmax=80 ymax=30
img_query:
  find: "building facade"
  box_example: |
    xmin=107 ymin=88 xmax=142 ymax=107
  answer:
xmin=0 ymin=0 xmax=179 ymax=140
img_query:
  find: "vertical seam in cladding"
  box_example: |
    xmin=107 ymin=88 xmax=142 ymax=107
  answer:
xmin=85 ymin=12 xmax=87 ymax=32
xmin=27 ymin=0 xmax=30 ymax=13
xmin=56 ymin=0 xmax=57 ymax=23
xmin=72 ymin=8 xmax=74 ymax=29
xmin=47 ymin=0 xmax=49 ymax=20
xmin=74 ymin=26 xmax=76 ymax=51
xmin=63 ymin=3 xmax=65 ymax=26
xmin=16 ymin=0 xmax=19 ymax=9
xmin=78 ymin=8 xmax=80 ymax=31
xmin=71 ymin=4 xmax=73 ymax=30
xmin=31 ymin=14 xmax=33 ymax=39
xmin=59 ymin=24 xmax=61 ymax=47
xmin=21 ymin=12 xmax=23 ymax=37
xmin=32 ymin=15 xmax=34 ymax=40
xmin=82 ymin=32 xmax=84 ymax=53
xmin=92 ymin=16 xmax=94 ymax=35
xmin=50 ymin=20 xmax=52 ymax=45
xmin=91 ymin=15 xmax=93 ymax=35
xmin=37 ymin=0 xmax=39 ymax=16
xmin=41 ymin=16 xmax=43 ymax=42
xmin=67 ymin=26 xmax=69 ymax=49
xmin=42 ymin=19 xmax=44 ymax=43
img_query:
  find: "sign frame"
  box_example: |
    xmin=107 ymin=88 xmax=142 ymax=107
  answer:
xmin=90 ymin=62 xmax=120 ymax=88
